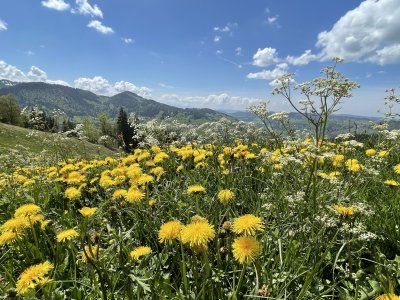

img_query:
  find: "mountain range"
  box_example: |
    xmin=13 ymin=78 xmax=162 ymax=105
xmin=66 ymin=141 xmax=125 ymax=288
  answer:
xmin=0 ymin=80 xmax=231 ymax=123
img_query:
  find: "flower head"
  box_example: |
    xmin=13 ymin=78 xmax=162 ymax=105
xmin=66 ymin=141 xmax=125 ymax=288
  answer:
xmin=375 ymin=294 xmax=400 ymax=300
xmin=14 ymin=203 xmax=41 ymax=218
xmin=217 ymin=189 xmax=235 ymax=203
xmin=65 ymin=187 xmax=81 ymax=201
xmin=57 ymin=228 xmax=79 ymax=242
xmin=82 ymin=245 xmax=99 ymax=261
xmin=181 ymin=220 xmax=215 ymax=248
xmin=112 ymin=189 xmax=127 ymax=200
xmin=384 ymin=179 xmax=399 ymax=187
xmin=232 ymin=236 xmax=261 ymax=264
xmin=158 ymin=221 xmax=183 ymax=244
xmin=1 ymin=217 xmax=30 ymax=233
xmin=16 ymin=261 xmax=54 ymax=295
xmin=332 ymin=204 xmax=356 ymax=217
xmin=79 ymin=207 xmax=97 ymax=217
xmin=0 ymin=231 xmax=19 ymax=246
xmin=130 ymin=246 xmax=152 ymax=260
xmin=232 ymin=214 xmax=264 ymax=236
xmin=125 ymin=187 xmax=145 ymax=203
xmin=187 ymin=184 xmax=206 ymax=194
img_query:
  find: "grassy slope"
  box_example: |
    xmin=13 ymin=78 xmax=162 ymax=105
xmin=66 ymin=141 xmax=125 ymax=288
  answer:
xmin=0 ymin=123 xmax=116 ymax=160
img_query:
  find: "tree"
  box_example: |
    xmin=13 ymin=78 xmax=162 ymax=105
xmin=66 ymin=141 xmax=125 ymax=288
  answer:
xmin=0 ymin=94 xmax=21 ymax=125
xmin=97 ymin=112 xmax=114 ymax=136
xmin=117 ymin=108 xmax=136 ymax=152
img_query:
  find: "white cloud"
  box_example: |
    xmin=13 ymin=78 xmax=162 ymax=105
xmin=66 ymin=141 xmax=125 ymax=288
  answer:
xmin=315 ymin=0 xmax=400 ymax=64
xmin=235 ymin=47 xmax=242 ymax=56
xmin=73 ymin=0 xmax=103 ymax=18
xmin=213 ymin=35 xmax=221 ymax=43
xmin=122 ymin=37 xmax=134 ymax=44
xmin=0 ymin=60 xmax=26 ymax=81
xmin=46 ymin=79 xmax=70 ymax=86
xmin=252 ymin=47 xmax=279 ymax=67
xmin=74 ymin=76 xmax=151 ymax=97
xmin=213 ymin=22 xmax=238 ymax=33
xmin=267 ymin=16 xmax=278 ymax=25
xmin=27 ymin=66 xmax=48 ymax=82
xmin=159 ymin=83 xmax=175 ymax=89
xmin=0 ymin=19 xmax=7 ymax=31
xmin=216 ymin=50 xmax=223 ymax=55
xmin=247 ymin=63 xmax=288 ymax=84
xmin=87 ymin=20 xmax=114 ymax=34
xmin=41 ymin=0 xmax=70 ymax=11
xmin=286 ymin=50 xmax=318 ymax=66
xmin=159 ymin=93 xmax=264 ymax=110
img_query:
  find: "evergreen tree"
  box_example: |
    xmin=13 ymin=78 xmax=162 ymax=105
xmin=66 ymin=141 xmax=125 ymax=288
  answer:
xmin=117 ymin=108 xmax=134 ymax=152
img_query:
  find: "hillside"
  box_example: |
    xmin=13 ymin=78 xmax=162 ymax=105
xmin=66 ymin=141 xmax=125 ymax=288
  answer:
xmin=0 ymin=80 xmax=232 ymax=123
xmin=0 ymin=122 xmax=116 ymax=159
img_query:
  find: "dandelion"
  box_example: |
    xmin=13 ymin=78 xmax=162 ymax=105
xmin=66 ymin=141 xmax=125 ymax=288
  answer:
xmin=1 ymin=217 xmax=30 ymax=233
xmin=137 ymin=174 xmax=155 ymax=186
xmin=191 ymin=215 xmax=208 ymax=223
xmin=187 ymin=184 xmax=206 ymax=194
xmin=148 ymin=199 xmax=157 ymax=206
xmin=0 ymin=231 xmax=19 ymax=246
xmin=130 ymin=246 xmax=152 ymax=260
xmin=232 ymin=214 xmax=264 ymax=236
xmin=14 ymin=203 xmax=41 ymax=218
xmin=332 ymin=204 xmax=356 ymax=217
xmin=394 ymin=164 xmax=400 ymax=174
xmin=375 ymin=294 xmax=400 ymax=300
xmin=125 ymin=187 xmax=145 ymax=203
xmin=16 ymin=261 xmax=54 ymax=295
xmin=217 ymin=189 xmax=235 ymax=203
xmin=180 ymin=220 xmax=215 ymax=248
xmin=79 ymin=207 xmax=97 ymax=217
xmin=82 ymin=245 xmax=99 ymax=261
xmin=378 ymin=150 xmax=389 ymax=157
xmin=384 ymin=179 xmax=399 ymax=187
xmin=64 ymin=187 xmax=81 ymax=201
xmin=365 ymin=149 xmax=376 ymax=157
xmin=112 ymin=189 xmax=127 ymax=200
xmin=232 ymin=236 xmax=261 ymax=264
xmin=57 ymin=229 xmax=79 ymax=242
xmin=159 ymin=221 xmax=183 ymax=244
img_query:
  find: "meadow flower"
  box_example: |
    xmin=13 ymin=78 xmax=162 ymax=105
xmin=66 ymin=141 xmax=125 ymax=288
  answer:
xmin=64 ymin=187 xmax=81 ymax=201
xmin=137 ymin=174 xmax=154 ymax=185
xmin=332 ymin=205 xmax=356 ymax=217
xmin=191 ymin=215 xmax=207 ymax=223
xmin=217 ymin=189 xmax=235 ymax=203
xmin=187 ymin=184 xmax=206 ymax=194
xmin=130 ymin=246 xmax=152 ymax=260
xmin=112 ymin=189 xmax=127 ymax=200
xmin=82 ymin=245 xmax=99 ymax=261
xmin=154 ymin=152 xmax=169 ymax=163
xmin=150 ymin=166 xmax=165 ymax=179
xmin=79 ymin=207 xmax=97 ymax=217
xmin=14 ymin=203 xmax=41 ymax=218
xmin=148 ymin=199 xmax=157 ymax=206
xmin=0 ymin=231 xmax=19 ymax=246
xmin=16 ymin=261 xmax=54 ymax=295
xmin=384 ymin=179 xmax=399 ymax=187
xmin=125 ymin=187 xmax=145 ymax=203
xmin=232 ymin=214 xmax=264 ymax=236
xmin=56 ymin=228 xmax=79 ymax=242
xmin=394 ymin=164 xmax=400 ymax=174
xmin=158 ymin=220 xmax=183 ymax=243
xmin=365 ymin=149 xmax=376 ymax=157
xmin=375 ymin=294 xmax=400 ymax=300
xmin=232 ymin=236 xmax=261 ymax=264
xmin=180 ymin=220 xmax=215 ymax=248
xmin=378 ymin=150 xmax=389 ymax=157
xmin=1 ymin=217 xmax=30 ymax=233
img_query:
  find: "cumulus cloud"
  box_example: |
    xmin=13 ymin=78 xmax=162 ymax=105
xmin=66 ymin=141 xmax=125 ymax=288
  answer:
xmin=252 ymin=47 xmax=280 ymax=67
xmin=286 ymin=50 xmax=318 ymax=66
xmin=74 ymin=76 xmax=151 ymax=97
xmin=122 ymin=37 xmax=134 ymax=44
xmin=41 ymin=0 xmax=70 ymax=11
xmin=27 ymin=66 xmax=48 ymax=82
xmin=316 ymin=0 xmax=400 ymax=65
xmin=247 ymin=63 xmax=288 ymax=86
xmin=267 ymin=16 xmax=278 ymax=25
xmin=213 ymin=35 xmax=221 ymax=43
xmin=160 ymin=93 xmax=264 ymax=110
xmin=73 ymin=0 xmax=103 ymax=18
xmin=87 ymin=20 xmax=114 ymax=34
xmin=0 ymin=19 xmax=7 ymax=31
xmin=213 ymin=22 xmax=238 ymax=33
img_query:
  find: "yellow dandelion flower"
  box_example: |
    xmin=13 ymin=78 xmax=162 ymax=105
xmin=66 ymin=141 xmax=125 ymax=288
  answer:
xmin=112 ymin=189 xmax=127 ymax=200
xmin=232 ymin=236 xmax=261 ymax=264
xmin=365 ymin=149 xmax=376 ymax=157
xmin=125 ymin=187 xmax=145 ymax=203
xmin=232 ymin=214 xmax=264 ymax=236
xmin=130 ymin=246 xmax=152 ymax=260
xmin=150 ymin=166 xmax=165 ymax=179
xmin=176 ymin=165 xmax=184 ymax=172
xmin=1 ymin=217 xmax=30 ymax=233
xmin=14 ymin=203 xmax=41 ymax=218
xmin=56 ymin=228 xmax=79 ymax=242
xmin=378 ymin=150 xmax=389 ymax=157
xmin=332 ymin=154 xmax=344 ymax=167
xmin=65 ymin=171 xmax=85 ymax=185
xmin=187 ymin=184 xmax=206 ymax=194
xmin=195 ymin=162 xmax=207 ymax=169
xmin=332 ymin=204 xmax=356 ymax=217
xmin=64 ymin=187 xmax=81 ymax=201
xmin=384 ymin=179 xmax=399 ymax=187
xmin=79 ymin=207 xmax=97 ymax=217
xmin=191 ymin=215 xmax=208 ymax=223
xmin=158 ymin=220 xmax=183 ymax=244
xmin=148 ymin=199 xmax=157 ymax=206
xmin=217 ymin=189 xmax=235 ymax=204
xmin=245 ymin=153 xmax=256 ymax=160
xmin=16 ymin=261 xmax=54 ymax=295
xmin=375 ymin=294 xmax=400 ymax=300
xmin=394 ymin=164 xmax=400 ymax=174
xmin=0 ymin=231 xmax=19 ymax=246
xmin=180 ymin=221 xmax=215 ymax=248
xmin=137 ymin=174 xmax=155 ymax=185
xmin=154 ymin=152 xmax=169 ymax=163
xmin=82 ymin=245 xmax=99 ymax=261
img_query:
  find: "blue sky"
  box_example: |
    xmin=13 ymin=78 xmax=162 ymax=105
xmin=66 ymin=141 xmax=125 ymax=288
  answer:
xmin=1 ymin=0 xmax=400 ymax=116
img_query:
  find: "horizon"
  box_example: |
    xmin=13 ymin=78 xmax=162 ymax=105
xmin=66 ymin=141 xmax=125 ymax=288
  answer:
xmin=1 ymin=0 xmax=400 ymax=117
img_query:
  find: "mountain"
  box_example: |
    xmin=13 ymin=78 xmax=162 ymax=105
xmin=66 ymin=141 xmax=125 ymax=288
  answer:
xmin=0 ymin=81 xmax=231 ymax=122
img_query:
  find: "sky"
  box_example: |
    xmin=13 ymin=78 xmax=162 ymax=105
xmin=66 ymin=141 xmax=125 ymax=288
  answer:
xmin=1 ymin=0 xmax=400 ymax=116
